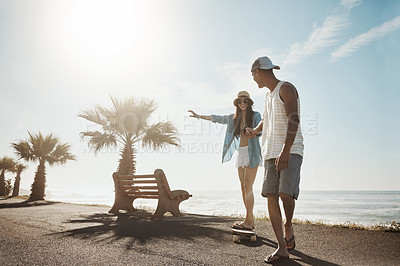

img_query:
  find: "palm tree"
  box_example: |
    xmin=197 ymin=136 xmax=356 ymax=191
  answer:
xmin=4 ymin=179 xmax=13 ymax=196
xmin=12 ymin=132 xmax=76 ymax=201
xmin=11 ymin=163 xmax=28 ymax=197
xmin=0 ymin=156 xmax=17 ymax=196
xmin=78 ymin=96 xmax=180 ymax=175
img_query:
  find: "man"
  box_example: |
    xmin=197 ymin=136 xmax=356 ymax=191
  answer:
xmin=246 ymin=56 xmax=304 ymax=264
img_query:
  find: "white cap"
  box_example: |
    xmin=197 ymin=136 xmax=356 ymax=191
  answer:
xmin=251 ymin=56 xmax=280 ymax=72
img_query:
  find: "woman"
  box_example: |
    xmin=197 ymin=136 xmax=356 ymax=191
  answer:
xmin=188 ymin=91 xmax=262 ymax=230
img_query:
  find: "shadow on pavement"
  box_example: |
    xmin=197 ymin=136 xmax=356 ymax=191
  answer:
xmin=53 ymin=211 xmax=234 ymax=249
xmin=52 ymin=211 xmax=340 ymax=265
xmin=0 ymin=198 xmax=56 ymax=209
xmin=290 ymin=249 xmax=340 ymax=266
xmin=257 ymin=237 xmax=340 ymax=266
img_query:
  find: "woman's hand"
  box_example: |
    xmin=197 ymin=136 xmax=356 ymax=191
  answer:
xmin=188 ymin=110 xmax=199 ymax=119
xmin=246 ymin=127 xmax=257 ymax=138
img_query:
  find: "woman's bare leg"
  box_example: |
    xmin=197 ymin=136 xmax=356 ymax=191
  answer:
xmin=243 ymin=166 xmax=257 ymax=227
xmin=237 ymin=167 xmax=246 ymax=208
xmin=237 ymin=166 xmax=258 ymax=228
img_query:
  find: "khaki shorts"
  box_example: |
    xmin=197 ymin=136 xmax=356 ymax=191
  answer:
xmin=261 ymin=154 xmax=303 ymax=200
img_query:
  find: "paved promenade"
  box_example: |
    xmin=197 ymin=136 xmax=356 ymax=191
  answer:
xmin=0 ymin=197 xmax=399 ymax=265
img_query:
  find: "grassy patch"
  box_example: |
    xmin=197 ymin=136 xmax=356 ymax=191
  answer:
xmin=0 ymin=195 xmax=30 ymax=200
xmin=256 ymin=215 xmax=400 ymax=233
xmin=15 ymin=195 xmax=30 ymax=200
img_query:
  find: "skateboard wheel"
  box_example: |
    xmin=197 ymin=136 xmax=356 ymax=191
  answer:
xmin=250 ymin=235 xmax=257 ymax=242
xmin=233 ymin=235 xmax=240 ymax=243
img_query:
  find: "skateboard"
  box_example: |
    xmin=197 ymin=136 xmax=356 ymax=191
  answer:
xmin=231 ymin=228 xmax=257 ymax=243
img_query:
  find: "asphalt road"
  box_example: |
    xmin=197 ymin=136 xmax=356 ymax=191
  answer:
xmin=0 ymin=197 xmax=399 ymax=265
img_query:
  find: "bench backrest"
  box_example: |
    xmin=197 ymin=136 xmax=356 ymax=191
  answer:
xmin=115 ymin=173 xmax=160 ymax=199
xmin=113 ymin=169 xmax=189 ymax=201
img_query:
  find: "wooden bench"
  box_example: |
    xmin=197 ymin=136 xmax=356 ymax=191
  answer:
xmin=109 ymin=169 xmax=192 ymax=217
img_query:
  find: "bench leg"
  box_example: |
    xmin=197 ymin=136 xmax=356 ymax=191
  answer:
xmin=109 ymin=196 xmax=135 ymax=214
xmin=153 ymin=204 xmax=166 ymax=218
xmin=110 ymin=172 xmax=136 ymax=214
xmin=152 ymin=198 xmax=184 ymax=217
xmin=169 ymin=201 xmax=184 ymax=217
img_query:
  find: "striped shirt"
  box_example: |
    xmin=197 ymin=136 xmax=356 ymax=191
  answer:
xmin=261 ymin=81 xmax=304 ymax=160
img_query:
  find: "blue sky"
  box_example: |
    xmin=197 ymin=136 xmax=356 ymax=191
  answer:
xmin=0 ymin=0 xmax=399 ymax=194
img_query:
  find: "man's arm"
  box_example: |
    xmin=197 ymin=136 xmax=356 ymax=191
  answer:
xmin=246 ymin=120 xmax=263 ymax=138
xmin=275 ymin=83 xmax=300 ymax=171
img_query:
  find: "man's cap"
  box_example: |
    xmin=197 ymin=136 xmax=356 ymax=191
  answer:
xmin=251 ymin=56 xmax=280 ymax=72
xmin=233 ymin=91 xmax=253 ymax=106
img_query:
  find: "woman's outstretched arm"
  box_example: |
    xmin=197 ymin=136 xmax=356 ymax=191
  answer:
xmin=188 ymin=110 xmax=211 ymax=121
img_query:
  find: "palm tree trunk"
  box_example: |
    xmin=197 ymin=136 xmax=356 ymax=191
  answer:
xmin=29 ymin=161 xmax=46 ymax=201
xmin=117 ymin=141 xmax=136 ymax=175
xmin=0 ymin=170 xmax=6 ymax=196
xmin=110 ymin=141 xmax=136 ymax=213
xmin=12 ymin=171 xmax=22 ymax=197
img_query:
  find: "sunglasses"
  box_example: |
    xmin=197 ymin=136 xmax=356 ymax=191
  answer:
xmin=237 ymin=99 xmax=249 ymax=105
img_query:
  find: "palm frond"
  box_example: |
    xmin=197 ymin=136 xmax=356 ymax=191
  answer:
xmin=13 ymin=132 xmax=75 ymax=166
xmin=78 ymin=107 xmax=109 ymax=128
xmin=28 ymin=131 xmax=44 ymax=159
xmin=0 ymin=156 xmax=17 ymax=171
xmin=14 ymin=163 xmax=28 ymax=173
xmin=43 ymin=133 xmax=59 ymax=156
xmin=47 ymin=143 xmax=76 ymax=166
xmin=142 ymin=121 xmax=180 ymax=150
xmin=109 ymin=95 xmax=157 ymax=134
xmin=79 ymin=95 xmax=179 ymax=157
xmin=80 ymin=131 xmax=117 ymax=154
xmin=11 ymin=141 xmax=35 ymax=162
xmin=28 ymin=132 xmax=58 ymax=160
xmin=135 ymin=98 xmax=157 ymax=122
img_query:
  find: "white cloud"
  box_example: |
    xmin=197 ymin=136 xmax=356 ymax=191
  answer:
xmin=271 ymin=0 xmax=362 ymax=67
xmin=341 ymin=0 xmax=361 ymax=11
xmin=283 ymin=15 xmax=349 ymax=67
xmin=331 ymin=16 xmax=400 ymax=61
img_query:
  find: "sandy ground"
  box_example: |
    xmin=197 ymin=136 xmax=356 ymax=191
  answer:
xmin=0 ymin=197 xmax=399 ymax=265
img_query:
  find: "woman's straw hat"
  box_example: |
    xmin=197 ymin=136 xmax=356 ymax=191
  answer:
xmin=233 ymin=91 xmax=253 ymax=106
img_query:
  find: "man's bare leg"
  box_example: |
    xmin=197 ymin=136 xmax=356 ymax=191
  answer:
xmin=280 ymin=192 xmax=295 ymax=249
xmin=266 ymin=194 xmax=289 ymax=260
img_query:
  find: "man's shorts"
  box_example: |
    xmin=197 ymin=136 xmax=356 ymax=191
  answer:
xmin=261 ymin=154 xmax=303 ymax=200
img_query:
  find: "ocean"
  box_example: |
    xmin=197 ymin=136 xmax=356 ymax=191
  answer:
xmin=45 ymin=189 xmax=400 ymax=226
